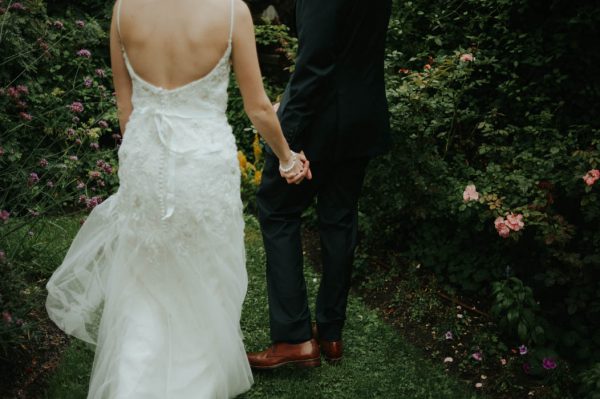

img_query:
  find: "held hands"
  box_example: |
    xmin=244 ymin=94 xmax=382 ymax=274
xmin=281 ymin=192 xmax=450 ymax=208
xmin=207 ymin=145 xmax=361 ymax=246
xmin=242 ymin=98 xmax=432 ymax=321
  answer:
xmin=279 ymin=151 xmax=312 ymax=185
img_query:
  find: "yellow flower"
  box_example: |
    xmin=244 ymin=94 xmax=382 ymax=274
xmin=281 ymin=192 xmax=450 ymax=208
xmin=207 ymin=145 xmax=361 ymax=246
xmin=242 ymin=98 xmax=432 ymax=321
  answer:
xmin=51 ymin=87 xmax=64 ymax=97
xmin=254 ymin=170 xmax=262 ymax=186
xmin=252 ymin=133 xmax=262 ymax=163
xmin=237 ymin=151 xmax=248 ymax=170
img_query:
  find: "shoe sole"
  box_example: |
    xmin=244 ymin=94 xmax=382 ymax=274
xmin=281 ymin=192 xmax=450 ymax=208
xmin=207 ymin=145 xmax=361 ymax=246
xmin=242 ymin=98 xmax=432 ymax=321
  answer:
xmin=250 ymin=357 xmax=322 ymax=370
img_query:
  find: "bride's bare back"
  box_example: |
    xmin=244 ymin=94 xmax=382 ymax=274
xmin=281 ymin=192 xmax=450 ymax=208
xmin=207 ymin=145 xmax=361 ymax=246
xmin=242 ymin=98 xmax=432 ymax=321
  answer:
xmin=110 ymin=0 xmax=308 ymax=183
xmin=116 ymin=0 xmax=232 ymax=89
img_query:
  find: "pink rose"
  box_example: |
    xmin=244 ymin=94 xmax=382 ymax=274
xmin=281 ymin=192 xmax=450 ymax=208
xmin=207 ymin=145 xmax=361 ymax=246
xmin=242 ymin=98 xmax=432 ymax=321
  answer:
xmin=460 ymin=53 xmax=474 ymax=62
xmin=582 ymin=169 xmax=600 ymax=186
xmin=505 ymin=213 xmax=525 ymax=231
xmin=494 ymin=217 xmax=510 ymax=238
xmin=462 ymin=184 xmax=479 ymax=202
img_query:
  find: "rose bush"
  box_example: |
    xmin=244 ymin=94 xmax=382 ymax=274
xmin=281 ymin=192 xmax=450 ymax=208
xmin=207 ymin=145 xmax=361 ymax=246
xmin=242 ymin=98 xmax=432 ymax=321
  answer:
xmin=359 ymin=0 xmax=600 ymax=382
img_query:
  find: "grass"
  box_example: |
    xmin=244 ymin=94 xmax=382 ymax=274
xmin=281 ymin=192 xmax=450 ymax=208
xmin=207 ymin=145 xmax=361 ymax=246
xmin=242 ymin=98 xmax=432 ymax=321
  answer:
xmin=41 ymin=215 xmax=478 ymax=398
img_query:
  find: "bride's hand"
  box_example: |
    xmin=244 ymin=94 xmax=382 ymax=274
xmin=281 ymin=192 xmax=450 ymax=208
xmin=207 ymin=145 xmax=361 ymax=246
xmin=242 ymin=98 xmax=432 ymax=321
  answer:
xmin=279 ymin=151 xmax=312 ymax=184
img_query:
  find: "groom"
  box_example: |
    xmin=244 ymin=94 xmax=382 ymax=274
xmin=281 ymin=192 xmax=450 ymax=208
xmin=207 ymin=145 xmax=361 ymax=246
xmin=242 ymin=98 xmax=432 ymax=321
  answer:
xmin=248 ymin=0 xmax=392 ymax=368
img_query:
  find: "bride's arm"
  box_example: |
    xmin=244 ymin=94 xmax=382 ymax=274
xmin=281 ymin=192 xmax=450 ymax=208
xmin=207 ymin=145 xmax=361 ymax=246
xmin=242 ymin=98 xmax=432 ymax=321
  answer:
xmin=231 ymin=0 xmax=310 ymax=183
xmin=110 ymin=4 xmax=132 ymax=136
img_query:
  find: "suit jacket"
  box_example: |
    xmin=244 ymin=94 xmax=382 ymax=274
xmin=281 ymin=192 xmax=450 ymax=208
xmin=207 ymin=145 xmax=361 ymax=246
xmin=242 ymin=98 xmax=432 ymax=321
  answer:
xmin=274 ymin=0 xmax=392 ymax=161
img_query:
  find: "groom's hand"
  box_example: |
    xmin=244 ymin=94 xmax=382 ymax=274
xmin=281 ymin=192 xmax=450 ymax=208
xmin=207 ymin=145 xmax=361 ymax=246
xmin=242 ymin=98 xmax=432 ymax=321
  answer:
xmin=297 ymin=151 xmax=312 ymax=182
xmin=280 ymin=151 xmax=312 ymax=185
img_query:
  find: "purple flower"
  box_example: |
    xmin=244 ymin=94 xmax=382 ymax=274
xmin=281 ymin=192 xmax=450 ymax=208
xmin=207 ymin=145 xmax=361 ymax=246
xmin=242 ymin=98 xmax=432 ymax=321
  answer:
xmin=28 ymin=172 xmax=39 ymax=185
xmin=98 ymin=120 xmax=109 ymax=129
xmin=9 ymin=3 xmax=25 ymax=11
xmin=89 ymin=170 xmax=101 ymax=179
xmin=542 ymin=357 xmax=557 ymax=370
xmin=444 ymin=331 xmax=453 ymax=340
xmin=19 ymin=112 xmax=32 ymax=121
xmin=86 ymin=196 xmax=102 ymax=209
xmin=39 ymin=158 xmax=48 ymax=168
xmin=16 ymin=85 xmax=28 ymax=95
xmin=70 ymin=101 xmax=84 ymax=113
xmin=7 ymin=87 xmax=19 ymax=98
xmin=46 ymin=181 xmax=54 ymax=188
xmin=75 ymin=20 xmax=85 ymax=28
xmin=103 ymin=165 xmax=113 ymax=174
xmin=95 ymin=68 xmax=106 ymax=78
xmin=0 ymin=210 xmax=10 ymax=222
xmin=79 ymin=195 xmax=87 ymax=204
xmin=84 ymin=77 xmax=93 ymax=88
xmin=90 ymin=142 xmax=99 ymax=150
xmin=518 ymin=345 xmax=528 ymax=355
xmin=66 ymin=128 xmax=75 ymax=137
xmin=76 ymin=49 xmax=91 ymax=58
xmin=96 ymin=159 xmax=105 ymax=168
xmin=522 ymin=362 xmax=531 ymax=374
xmin=472 ymin=352 xmax=483 ymax=361
xmin=2 ymin=311 xmax=13 ymax=324
xmin=53 ymin=20 xmax=64 ymax=29
xmin=76 ymin=181 xmax=85 ymax=190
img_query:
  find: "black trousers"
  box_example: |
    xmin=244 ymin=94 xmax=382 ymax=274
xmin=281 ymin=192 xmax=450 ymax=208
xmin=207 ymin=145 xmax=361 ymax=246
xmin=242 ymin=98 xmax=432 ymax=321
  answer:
xmin=256 ymin=154 xmax=369 ymax=343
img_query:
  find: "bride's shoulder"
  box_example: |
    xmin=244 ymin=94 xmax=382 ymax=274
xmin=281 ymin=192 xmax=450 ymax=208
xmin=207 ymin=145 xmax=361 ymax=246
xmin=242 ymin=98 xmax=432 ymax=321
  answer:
xmin=233 ymin=0 xmax=252 ymax=20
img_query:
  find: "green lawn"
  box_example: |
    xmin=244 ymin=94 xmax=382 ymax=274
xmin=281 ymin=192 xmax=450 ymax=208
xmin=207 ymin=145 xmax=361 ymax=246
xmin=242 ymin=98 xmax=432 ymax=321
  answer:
xmin=43 ymin=216 xmax=478 ymax=398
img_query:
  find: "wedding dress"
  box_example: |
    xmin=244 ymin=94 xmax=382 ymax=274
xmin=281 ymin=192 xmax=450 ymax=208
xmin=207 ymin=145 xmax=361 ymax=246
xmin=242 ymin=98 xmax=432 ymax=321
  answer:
xmin=46 ymin=0 xmax=253 ymax=397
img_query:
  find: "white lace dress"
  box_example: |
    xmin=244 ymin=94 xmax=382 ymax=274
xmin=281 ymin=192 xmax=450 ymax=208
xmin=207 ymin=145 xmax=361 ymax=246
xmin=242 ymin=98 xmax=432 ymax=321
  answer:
xmin=46 ymin=1 xmax=253 ymax=397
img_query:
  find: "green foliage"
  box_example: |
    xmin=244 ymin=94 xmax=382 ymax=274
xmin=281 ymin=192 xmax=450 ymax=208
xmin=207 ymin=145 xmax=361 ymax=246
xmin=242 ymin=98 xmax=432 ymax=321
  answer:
xmin=491 ymin=278 xmax=545 ymax=344
xmin=578 ymin=363 xmax=600 ymax=399
xmin=0 ymin=214 xmax=82 ymax=389
xmin=360 ymin=0 xmax=600 ymax=369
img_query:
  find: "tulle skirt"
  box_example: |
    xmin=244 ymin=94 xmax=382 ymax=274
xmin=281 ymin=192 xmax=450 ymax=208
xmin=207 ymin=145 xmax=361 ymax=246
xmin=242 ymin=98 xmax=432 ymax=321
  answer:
xmin=46 ymin=120 xmax=253 ymax=398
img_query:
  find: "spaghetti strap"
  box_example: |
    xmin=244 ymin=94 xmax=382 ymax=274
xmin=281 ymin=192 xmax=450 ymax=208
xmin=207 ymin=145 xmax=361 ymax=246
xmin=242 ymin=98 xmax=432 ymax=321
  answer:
xmin=228 ymin=0 xmax=235 ymax=44
xmin=116 ymin=0 xmax=123 ymax=39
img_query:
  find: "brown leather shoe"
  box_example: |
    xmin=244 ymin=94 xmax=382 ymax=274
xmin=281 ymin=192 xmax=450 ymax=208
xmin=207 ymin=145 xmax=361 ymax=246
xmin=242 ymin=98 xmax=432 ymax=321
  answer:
xmin=247 ymin=339 xmax=321 ymax=370
xmin=312 ymin=322 xmax=343 ymax=364
xmin=320 ymin=340 xmax=343 ymax=363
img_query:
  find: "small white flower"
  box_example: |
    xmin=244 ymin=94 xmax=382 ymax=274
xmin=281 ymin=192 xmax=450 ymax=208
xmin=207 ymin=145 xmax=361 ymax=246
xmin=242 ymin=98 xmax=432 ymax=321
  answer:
xmin=443 ymin=357 xmax=454 ymax=363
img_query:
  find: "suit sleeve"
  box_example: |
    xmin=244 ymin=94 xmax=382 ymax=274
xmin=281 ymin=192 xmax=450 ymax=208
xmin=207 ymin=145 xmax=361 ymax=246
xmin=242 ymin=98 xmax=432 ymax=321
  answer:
xmin=277 ymin=0 xmax=341 ymax=145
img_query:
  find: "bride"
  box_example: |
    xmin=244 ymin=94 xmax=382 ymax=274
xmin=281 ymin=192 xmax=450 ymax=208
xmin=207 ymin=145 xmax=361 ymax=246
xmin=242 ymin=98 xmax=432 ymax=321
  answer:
xmin=45 ymin=0 xmax=310 ymax=397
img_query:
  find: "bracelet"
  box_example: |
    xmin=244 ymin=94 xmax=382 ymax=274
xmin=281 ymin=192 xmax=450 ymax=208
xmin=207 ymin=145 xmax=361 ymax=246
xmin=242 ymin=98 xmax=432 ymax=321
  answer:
xmin=278 ymin=151 xmax=298 ymax=173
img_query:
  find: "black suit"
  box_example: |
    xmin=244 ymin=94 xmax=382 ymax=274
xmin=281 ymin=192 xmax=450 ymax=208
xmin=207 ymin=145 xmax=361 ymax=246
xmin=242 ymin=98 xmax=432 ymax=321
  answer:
xmin=258 ymin=0 xmax=392 ymax=343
